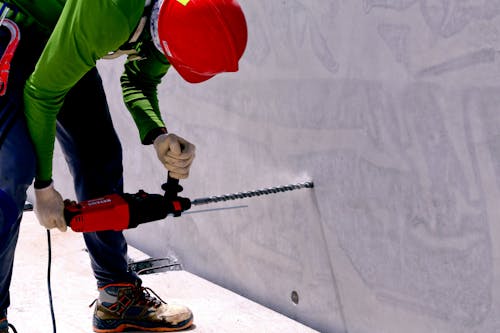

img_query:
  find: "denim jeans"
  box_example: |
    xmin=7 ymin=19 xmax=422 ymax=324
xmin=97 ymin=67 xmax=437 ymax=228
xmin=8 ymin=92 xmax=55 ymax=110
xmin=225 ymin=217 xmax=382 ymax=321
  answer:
xmin=0 ymin=22 xmax=138 ymax=315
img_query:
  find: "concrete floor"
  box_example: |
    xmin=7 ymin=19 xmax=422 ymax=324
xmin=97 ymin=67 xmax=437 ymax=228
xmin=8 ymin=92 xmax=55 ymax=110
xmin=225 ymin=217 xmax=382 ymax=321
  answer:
xmin=7 ymin=212 xmax=317 ymax=333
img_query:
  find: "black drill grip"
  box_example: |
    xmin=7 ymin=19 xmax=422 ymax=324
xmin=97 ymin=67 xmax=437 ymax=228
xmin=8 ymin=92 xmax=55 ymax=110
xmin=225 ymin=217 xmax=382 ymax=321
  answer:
xmin=162 ymin=174 xmax=182 ymax=197
xmin=124 ymin=190 xmax=191 ymax=228
xmin=161 ymin=174 xmax=184 ymax=216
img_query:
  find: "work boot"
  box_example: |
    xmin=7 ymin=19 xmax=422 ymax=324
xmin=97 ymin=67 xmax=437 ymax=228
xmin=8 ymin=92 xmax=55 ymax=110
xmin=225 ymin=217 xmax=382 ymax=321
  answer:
xmin=0 ymin=318 xmax=17 ymax=333
xmin=92 ymin=281 xmax=193 ymax=332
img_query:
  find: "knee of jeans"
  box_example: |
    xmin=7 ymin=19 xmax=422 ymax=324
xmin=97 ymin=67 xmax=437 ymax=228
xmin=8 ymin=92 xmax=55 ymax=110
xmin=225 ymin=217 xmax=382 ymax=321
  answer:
xmin=15 ymin=159 xmax=36 ymax=191
xmin=0 ymin=189 xmax=18 ymax=233
xmin=0 ymin=150 xmax=36 ymax=215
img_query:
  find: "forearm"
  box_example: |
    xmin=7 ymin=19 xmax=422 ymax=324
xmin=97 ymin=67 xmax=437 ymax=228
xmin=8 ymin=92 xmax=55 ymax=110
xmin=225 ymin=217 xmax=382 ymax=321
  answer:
xmin=24 ymin=80 xmax=66 ymax=181
xmin=121 ymin=72 xmax=166 ymax=143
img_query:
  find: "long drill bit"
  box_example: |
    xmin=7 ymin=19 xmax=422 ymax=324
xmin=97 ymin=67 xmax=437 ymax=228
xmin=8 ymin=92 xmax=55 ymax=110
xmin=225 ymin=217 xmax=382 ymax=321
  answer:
xmin=191 ymin=181 xmax=314 ymax=206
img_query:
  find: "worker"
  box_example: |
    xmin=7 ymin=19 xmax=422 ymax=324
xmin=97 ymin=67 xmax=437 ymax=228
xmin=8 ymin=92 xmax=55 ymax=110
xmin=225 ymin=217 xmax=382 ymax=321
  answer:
xmin=0 ymin=0 xmax=247 ymax=332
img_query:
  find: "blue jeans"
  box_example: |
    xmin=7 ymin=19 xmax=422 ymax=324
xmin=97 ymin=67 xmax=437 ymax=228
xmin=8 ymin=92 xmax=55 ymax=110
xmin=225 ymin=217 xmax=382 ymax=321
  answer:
xmin=0 ymin=23 xmax=138 ymax=316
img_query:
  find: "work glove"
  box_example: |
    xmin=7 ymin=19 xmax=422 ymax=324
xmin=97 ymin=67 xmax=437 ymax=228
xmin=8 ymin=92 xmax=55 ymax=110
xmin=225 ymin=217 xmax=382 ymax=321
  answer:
xmin=34 ymin=182 xmax=67 ymax=232
xmin=153 ymin=133 xmax=195 ymax=179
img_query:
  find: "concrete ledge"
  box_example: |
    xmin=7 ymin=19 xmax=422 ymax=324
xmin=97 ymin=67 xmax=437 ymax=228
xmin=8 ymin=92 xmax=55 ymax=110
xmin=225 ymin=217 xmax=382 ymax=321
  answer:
xmin=8 ymin=212 xmax=317 ymax=332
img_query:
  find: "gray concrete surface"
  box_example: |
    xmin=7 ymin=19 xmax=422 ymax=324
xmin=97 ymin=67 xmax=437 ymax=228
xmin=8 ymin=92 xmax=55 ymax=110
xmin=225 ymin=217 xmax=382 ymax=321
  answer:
xmin=48 ymin=1 xmax=500 ymax=332
xmin=10 ymin=212 xmax=316 ymax=333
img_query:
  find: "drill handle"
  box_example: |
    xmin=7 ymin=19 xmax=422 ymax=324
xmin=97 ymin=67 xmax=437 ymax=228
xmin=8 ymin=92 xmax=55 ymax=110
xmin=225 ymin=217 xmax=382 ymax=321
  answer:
xmin=63 ymin=200 xmax=81 ymax=226
xmin=162 ymin=174 xmax=182 ymax=197
xmin=161 ymin=174 xmax=185 ymax=217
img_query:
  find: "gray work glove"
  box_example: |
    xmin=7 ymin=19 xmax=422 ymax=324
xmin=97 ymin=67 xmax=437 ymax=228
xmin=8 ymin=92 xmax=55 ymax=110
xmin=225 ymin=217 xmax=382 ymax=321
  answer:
xmin=34 ymin=182 xmax=67 ymax=232
xmin=153 ymin=133 xmax=196 ymax=179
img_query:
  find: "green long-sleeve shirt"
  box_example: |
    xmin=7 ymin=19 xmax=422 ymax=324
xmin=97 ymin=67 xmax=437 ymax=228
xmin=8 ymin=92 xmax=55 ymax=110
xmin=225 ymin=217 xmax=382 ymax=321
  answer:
xmin=8 ymin=0 xmax=169 ymax=181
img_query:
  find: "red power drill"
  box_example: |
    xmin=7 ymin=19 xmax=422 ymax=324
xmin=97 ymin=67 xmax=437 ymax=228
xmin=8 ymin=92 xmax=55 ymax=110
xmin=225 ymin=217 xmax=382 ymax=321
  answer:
xmin=63 ymin=177 xmax=191 ymax=232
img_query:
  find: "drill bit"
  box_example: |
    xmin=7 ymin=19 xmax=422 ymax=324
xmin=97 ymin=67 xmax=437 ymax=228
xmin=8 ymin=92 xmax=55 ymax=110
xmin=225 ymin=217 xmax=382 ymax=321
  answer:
xmin=191 ymin=181 xmax=314 ymax=206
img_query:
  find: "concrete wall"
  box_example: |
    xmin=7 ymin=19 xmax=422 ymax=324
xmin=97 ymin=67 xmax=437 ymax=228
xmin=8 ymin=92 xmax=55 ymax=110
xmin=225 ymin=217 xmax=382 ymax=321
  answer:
xmin=51 ymin=1 xmax=500 ymax=332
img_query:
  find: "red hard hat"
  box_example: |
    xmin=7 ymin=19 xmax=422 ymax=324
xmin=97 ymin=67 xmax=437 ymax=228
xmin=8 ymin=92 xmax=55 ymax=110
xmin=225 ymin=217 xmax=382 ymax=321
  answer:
xmin=151 ymin=0 xmax=248 ymax=83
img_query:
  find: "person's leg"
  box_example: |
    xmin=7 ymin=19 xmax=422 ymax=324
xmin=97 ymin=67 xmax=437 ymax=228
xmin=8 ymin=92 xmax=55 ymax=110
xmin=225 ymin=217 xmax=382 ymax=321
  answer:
xmin=55 ymin=68 xmax=138 ymax=287
xmin=0 ymin=18 xmax=45 ymax=320
xmin=57 ymin=68 xmax=193 ymax=332
xmin=0 ymin=116 xmax=36 ymax=317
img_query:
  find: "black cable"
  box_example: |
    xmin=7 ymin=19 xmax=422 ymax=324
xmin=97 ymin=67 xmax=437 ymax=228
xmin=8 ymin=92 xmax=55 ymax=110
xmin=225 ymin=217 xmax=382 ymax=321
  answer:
xmin=46 ymin=230 xmax=56 ymax=333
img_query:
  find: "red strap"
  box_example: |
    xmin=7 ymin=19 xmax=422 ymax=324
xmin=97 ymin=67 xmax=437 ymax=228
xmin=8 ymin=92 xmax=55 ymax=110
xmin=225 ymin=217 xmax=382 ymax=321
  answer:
xmin=0 ymin=19 xmax=20 ymax=96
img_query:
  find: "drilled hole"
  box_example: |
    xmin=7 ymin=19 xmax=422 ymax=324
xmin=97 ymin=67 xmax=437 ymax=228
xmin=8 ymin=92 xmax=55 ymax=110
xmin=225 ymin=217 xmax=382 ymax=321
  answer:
xmin=291 ymin=290 xmax=299 ymax=305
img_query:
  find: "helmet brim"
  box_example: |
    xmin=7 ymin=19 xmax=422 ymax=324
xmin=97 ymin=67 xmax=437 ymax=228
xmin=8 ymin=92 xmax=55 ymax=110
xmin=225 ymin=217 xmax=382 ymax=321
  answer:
xmin=173 ymin=63 xmax=215 ymax=84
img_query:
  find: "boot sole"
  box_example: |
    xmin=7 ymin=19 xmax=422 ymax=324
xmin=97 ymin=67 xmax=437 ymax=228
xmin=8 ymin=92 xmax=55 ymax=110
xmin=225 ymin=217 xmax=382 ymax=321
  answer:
xmin=93 ymin=316 xmax=193 ymax=332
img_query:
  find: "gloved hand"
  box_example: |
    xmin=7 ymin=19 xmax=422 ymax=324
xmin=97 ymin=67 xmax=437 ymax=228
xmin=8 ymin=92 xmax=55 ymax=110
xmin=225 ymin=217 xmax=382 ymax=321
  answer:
xmin=34 ymin=182 xmax=67 ymax=232
xmin=153 ymin=133 xmax=195 ymax=179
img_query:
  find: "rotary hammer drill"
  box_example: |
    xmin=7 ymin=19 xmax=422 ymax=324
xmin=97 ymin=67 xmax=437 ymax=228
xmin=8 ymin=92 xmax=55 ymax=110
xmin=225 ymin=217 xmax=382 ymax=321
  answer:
xmin=63 ymin=177 xmax=191 ymax=232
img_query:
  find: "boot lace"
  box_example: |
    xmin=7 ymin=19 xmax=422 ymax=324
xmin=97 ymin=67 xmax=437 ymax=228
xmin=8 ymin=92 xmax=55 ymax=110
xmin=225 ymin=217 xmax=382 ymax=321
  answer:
xmin=88 ymin=283 xmax=167 ymax=311
xmin=135 ymin=286 xmax=166 ymax=308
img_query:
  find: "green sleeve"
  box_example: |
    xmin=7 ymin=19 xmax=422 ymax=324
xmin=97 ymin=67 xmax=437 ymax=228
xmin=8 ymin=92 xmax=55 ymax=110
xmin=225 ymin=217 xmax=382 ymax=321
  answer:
xmin=120 ymin=41 xmax=170 ymax=143
xmin=23 ymin=0 xmax=143 ymax=181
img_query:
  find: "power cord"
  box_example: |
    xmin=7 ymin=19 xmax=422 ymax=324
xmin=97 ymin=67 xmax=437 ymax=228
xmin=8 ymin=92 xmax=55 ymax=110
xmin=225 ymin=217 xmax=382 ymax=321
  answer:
xmin=46 ymin=230 xmax=56 ymax=333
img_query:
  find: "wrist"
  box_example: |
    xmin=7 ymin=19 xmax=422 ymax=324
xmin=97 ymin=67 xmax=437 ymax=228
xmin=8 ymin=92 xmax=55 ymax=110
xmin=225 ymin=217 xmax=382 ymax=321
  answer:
xmin=34 ymin=179 xmax=53 ymax=190
xmin=143 ymin=127 xmax=167 ymax=145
